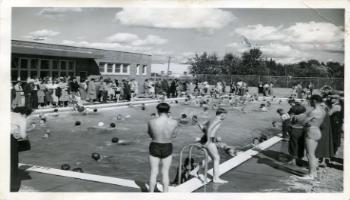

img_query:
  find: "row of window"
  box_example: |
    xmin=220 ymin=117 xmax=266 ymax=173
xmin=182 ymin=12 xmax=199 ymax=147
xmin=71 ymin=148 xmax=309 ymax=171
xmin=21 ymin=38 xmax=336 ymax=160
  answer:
xmin=99 ymin=62 xmax=147 ymax=75
xmin=11 ymin=57 xmax=75 ymax=81
xmin=11 ymin=70 xmax=75 ymax=81
xmin=12 ymin=57 xmax=75 ymax=70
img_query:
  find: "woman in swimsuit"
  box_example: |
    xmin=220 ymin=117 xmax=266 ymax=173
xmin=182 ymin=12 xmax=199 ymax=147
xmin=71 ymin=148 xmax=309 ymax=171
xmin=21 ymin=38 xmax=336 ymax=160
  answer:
xmin=301 ymin=95 xmax=326 ymax=179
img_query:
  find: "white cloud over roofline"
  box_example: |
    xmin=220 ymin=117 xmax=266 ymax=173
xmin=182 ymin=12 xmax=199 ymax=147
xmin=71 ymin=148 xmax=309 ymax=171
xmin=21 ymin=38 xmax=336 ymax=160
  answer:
xmin=115 ymin=8 xmax=235 ymax=32
xmin=106 ymin=33 xmax=168 ymax=46
xmin=25 ymin=29 xmax=60 ymax=41
xmin=61 ymin=40 xmax=170 ymax=57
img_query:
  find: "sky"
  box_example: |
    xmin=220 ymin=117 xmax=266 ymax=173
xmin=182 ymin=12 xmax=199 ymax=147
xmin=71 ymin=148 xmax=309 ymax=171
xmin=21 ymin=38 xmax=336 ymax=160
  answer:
xmin=12 ymin=7 xmax=345 ymax=70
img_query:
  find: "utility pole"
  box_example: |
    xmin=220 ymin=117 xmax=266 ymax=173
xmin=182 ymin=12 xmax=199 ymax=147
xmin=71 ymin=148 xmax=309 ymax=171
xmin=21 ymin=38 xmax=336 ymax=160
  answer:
xmin=167 ymin=56 xmax=172 ymax=76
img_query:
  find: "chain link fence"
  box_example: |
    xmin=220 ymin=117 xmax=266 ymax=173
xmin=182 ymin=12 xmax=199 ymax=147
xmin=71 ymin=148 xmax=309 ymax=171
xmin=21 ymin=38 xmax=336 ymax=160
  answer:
xmin=193 ymin=74 xmax=344 ymax=90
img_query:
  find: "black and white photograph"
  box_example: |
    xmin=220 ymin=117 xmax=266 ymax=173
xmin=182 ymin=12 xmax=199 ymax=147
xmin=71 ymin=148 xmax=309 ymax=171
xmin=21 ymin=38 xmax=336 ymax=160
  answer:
xmin=0 ymin=0 xmax=349 ymax=199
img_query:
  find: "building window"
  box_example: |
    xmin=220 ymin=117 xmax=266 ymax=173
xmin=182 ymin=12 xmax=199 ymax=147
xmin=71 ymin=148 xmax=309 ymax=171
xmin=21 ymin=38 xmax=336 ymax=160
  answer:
xmin=136 ymin=64 xmax=140 ymax=75
xmin=60 ymin=61 xmax=66 ymax=70
xmin=20 ymin=70 xmax=28 ymax=80
xmin=122 ymin=64 xmax=129 ymax=74
xmin=40 ymin=71 xmax=49 ymax=78
xmin=52 ymin=60 xmax=59 ymax=69
xmin=52 ymin=71 xmax=59 ymax=78
xmin=68 ymin=61 xmax=74 ymax=70
xmin=142 ymin=65 xmax=147 ymax=75
xmin=30 ymin=71 xmax=38 ymax=79
xmin=41 ymin=60 xmax=50 ymax=69
xmin=107 ymin=63 xmax=113 ymax=73
xmin=30 ymin=59 xmax=39 ymax=69
xmin=11 ymin=70 xmax=18 ymax=81
xmin=99 ymin=62 xmax=106 ymax=73
xmin=12 ymin=57 xmax=19 ymax=68
xmin=115 ymin=64 xmax=121 ymax=73
xmin=20 ymin=58 xmax=28 ymax=69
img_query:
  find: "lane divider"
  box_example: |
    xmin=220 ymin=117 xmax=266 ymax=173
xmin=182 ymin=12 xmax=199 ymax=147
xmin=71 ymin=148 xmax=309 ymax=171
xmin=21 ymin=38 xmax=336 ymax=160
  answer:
xmin=33 ymin=97 xmax=186 ymax=114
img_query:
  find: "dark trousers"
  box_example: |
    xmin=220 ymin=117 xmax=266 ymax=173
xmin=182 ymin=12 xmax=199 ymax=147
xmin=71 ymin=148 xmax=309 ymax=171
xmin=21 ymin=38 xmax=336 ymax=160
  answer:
xmin=31 ymin=91 xmax=38 ymax=109
xmin=11 ymin=135 xmax=19 ymax=192
xmin=25 ymin=94 xmax=32 ymax=110
xmin=288 ymin=128 xmax=305 ymax=159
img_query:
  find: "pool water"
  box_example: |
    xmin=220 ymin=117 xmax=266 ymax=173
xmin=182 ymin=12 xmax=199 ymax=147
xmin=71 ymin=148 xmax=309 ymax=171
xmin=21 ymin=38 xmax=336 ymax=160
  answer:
xmin=20 ymin=100 xmax=289 ymax=188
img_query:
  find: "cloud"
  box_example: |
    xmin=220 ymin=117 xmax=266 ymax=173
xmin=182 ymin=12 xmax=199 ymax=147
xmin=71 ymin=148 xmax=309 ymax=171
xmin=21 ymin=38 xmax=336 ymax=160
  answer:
xmin=285 ymin=21 xmax=344 ymax=43
xmin=106 ymin=33 xmax=167 ymax=46
xmin=61 ymin=40 xmax=168 ymax=56
xmin=106 ymin=33 xmax=140 ymax=44
xmin=260 ymin=43 xmax=307 ymax=60
xmin=231 ymin=21 xmax=344 ymax=63
xmin=234 ymin=24 xmax=285 ymax=41
xmin=25 ymin=29 xmax=60 ymax=41
xmin=233 ymin=22 xmax=344 ymax=44
xmin=115 ymin=8 xmax=235 ymax=32
xmin=295 ymin=42 xmax=344 ymax=53
xmin=38 ymin=8 xmax=82 ymax=18
xmin=226 ymin=42 xmax=249 ymax=53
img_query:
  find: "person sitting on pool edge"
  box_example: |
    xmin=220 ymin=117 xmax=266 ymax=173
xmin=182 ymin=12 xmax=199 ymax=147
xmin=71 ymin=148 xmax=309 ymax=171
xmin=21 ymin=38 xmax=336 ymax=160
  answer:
xmin=147 ymin=102 xmax=178 ymax=192
xmin=199 ymin=107 xmax=229 ymax=183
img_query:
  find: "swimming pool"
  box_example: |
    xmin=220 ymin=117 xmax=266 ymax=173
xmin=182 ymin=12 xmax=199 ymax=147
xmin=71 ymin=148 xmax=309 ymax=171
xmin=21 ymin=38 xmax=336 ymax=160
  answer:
xmin=20 ymin=98 xmax=289 ymax=192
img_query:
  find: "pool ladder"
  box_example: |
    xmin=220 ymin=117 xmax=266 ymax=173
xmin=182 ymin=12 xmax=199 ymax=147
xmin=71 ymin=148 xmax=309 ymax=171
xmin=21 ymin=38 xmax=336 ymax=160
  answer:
xmin=178 ymin=144 xmax=209 ymax=187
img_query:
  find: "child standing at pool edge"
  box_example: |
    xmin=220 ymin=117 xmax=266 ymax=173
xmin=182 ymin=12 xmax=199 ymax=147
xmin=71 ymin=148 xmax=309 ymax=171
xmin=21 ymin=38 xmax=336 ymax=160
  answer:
xmin=147 ymin=103 xmax=178 ymax=192
xmin=200 ymin=108 xmax=229 ymax=183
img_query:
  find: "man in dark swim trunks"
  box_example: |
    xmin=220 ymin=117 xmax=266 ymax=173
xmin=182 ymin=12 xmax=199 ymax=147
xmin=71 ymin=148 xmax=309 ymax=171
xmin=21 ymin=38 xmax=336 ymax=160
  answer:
xmin=147 ymin=103 xmax=178 ymax=192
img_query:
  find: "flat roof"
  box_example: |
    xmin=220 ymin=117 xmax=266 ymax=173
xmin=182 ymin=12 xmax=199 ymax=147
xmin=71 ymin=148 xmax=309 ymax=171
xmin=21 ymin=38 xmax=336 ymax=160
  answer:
xmin=12 ymin=40 xmax=152 ymax=57
xmin=12 ymin=45 xmax=104 ymax=59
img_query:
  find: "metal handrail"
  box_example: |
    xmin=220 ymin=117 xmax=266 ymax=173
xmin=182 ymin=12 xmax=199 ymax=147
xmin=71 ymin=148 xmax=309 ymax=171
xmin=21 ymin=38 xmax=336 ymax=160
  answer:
xmin=178 ymin=143 xmax=209 ymax=186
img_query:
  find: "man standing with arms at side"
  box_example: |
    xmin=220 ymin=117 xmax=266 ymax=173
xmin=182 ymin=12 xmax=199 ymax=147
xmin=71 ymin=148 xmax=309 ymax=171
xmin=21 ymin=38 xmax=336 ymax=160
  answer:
xmin=147 ymin=103 xmax=178 ymax=192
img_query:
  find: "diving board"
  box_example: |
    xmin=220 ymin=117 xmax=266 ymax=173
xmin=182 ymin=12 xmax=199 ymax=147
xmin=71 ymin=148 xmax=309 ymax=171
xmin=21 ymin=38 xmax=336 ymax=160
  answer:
xmin=171 ymin=136 xmax=283 ymax=192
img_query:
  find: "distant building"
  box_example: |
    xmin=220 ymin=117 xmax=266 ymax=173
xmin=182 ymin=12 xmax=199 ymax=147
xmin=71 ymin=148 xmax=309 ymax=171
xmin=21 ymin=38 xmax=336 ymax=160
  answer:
xmin=11 ymin=40 xmax=152 ymax=91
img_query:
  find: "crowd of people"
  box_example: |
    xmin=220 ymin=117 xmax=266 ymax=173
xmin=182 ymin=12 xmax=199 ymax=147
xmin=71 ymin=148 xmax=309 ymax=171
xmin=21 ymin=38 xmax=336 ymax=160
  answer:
xmin=11 ymin=76 xmax=143 ymax=110
xmin=11 ymin=76 xmax=255 ymax=111
xmin=277 ymin=90 xmax=344 ymax=179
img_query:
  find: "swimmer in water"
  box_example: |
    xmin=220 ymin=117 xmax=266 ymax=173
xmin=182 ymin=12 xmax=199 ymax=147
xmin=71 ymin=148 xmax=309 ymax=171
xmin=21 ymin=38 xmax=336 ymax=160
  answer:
xmin=87 ymin=123 xmax=117 ymax=133
xmin=147 ymin=103 xmax=178 ymax=192
xmin=300 ymin=95 xmax=326 ymax=180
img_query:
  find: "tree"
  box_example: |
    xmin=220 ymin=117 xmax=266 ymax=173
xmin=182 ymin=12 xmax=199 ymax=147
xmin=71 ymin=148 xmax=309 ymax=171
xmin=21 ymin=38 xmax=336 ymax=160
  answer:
xmin=241 ymin=48 xmax=264 ymax=75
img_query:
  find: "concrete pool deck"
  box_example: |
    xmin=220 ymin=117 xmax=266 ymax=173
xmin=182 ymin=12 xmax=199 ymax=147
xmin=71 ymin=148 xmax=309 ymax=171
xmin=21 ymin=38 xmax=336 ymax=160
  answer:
xmin=17 ymin=137 xmax=343 ymax=192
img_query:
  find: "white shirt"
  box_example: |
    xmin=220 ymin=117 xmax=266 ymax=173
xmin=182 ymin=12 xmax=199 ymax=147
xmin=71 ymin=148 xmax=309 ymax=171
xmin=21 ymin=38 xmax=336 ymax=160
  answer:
xmin=281 ymin=113 xmax=291 ymax=121
xmin=11 ymin=112 xmax=27 ymax=139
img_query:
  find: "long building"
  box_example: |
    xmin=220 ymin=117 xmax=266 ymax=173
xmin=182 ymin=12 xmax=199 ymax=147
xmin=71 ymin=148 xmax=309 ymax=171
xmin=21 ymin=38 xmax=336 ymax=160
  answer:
xmin=11 ymin=40 xmax=152 ymax=91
